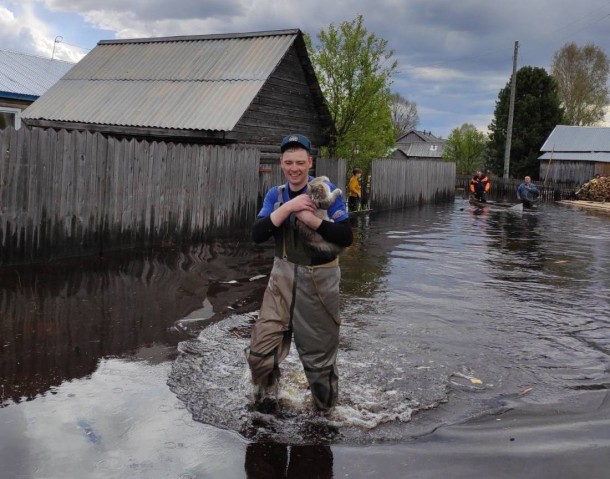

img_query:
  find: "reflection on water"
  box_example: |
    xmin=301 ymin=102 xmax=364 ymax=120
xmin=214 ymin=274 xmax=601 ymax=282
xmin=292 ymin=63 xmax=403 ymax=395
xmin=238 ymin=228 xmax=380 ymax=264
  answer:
xmin=0 ymin=241 xmax=272 ymax=406
xmin=245 ymin=443 xmax=333 ymax=479
xmin=1 ymin=198 xmax=610 ymax=475
xmin=168 ymin=312 xmax=427 ymax=444
xmin=170 ymin=199 xmax=610 ymax=443
xmin=0 ymin=358 xmax=248 ymax=479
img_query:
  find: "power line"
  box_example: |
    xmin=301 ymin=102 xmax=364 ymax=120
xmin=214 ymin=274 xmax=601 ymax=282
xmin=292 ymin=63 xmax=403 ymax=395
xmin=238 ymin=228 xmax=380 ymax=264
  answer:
xmin=59 ymin=40 xmax=92 ymax=52
xmin=539 ymin=1 xmax=610 ymax=39
xmin=402 ymin=3 xmax=610 ymax=71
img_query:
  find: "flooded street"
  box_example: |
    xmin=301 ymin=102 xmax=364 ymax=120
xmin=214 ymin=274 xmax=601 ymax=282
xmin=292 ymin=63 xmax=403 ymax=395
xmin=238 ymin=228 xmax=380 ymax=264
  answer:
xmin=2 ymin=198 xmax=610 ymax=478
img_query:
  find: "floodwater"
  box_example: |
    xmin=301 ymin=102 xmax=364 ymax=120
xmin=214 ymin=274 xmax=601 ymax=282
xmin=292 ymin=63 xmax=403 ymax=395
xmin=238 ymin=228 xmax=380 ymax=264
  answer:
xmin=1 ymin=198 xmax=610 ymax=478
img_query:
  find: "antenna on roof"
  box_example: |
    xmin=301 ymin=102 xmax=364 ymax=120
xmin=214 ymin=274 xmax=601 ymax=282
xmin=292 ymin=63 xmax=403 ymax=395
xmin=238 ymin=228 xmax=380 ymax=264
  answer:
xmin=51 ymin=36 xmax=63 ymax=60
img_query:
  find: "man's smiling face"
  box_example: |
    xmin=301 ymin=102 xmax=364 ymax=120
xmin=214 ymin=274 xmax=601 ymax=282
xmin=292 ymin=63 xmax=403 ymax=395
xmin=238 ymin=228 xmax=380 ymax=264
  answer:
xmin=280 ymin=148 xmax=312 ymax=191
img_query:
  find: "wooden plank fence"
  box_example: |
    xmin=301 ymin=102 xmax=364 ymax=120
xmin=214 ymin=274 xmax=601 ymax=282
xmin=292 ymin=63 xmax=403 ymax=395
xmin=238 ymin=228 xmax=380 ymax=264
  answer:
xmin=371 ymin=159 xmax=456 ymax=210
xmin=455 ymin=174 xmax=579 ymax=201
xmin=0 ymin=127 xmax=260 ymax=265
xmin=316 ymin=157 xmax=347 ymax=196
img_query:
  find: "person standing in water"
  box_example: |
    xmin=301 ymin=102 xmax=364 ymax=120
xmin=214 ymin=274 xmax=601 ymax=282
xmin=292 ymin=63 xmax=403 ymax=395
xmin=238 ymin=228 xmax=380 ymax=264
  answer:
xmin=517 ymin=176 xmax=539 ymax=208
xmin=347 ymin=168 xmax=362 ymax=212
xmin=246 ymin=133 xmax=352 ymax=414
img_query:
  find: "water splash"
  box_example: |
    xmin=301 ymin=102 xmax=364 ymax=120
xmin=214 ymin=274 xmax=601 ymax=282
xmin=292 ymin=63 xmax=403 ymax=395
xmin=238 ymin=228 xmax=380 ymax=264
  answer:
xmin=168 ymin=313 xmax=447 ymax=444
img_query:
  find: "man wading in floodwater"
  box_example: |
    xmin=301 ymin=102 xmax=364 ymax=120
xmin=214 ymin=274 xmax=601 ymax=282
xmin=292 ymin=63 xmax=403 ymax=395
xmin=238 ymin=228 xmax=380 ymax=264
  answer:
xmin=246 ymin=134 xmax=353 ymax=414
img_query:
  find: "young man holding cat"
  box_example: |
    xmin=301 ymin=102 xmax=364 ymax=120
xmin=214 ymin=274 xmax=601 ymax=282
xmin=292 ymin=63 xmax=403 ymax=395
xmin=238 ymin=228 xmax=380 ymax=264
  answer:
xmin=246 ymin=133 xmax=352 ymax=414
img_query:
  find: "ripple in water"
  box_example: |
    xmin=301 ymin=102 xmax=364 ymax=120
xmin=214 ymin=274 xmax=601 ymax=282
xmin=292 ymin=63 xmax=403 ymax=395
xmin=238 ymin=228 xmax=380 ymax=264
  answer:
xmin=167 ymin=312 xmax=448 ymax=445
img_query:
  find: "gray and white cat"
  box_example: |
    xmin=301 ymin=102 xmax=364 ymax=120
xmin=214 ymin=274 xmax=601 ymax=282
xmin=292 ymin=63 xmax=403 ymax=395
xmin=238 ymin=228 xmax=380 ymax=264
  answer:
xmin=296 ymin=176 xmax=345 ymax=256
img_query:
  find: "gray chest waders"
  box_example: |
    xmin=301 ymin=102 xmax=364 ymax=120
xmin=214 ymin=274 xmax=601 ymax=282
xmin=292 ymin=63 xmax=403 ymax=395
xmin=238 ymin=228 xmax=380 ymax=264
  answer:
xmin=246 ymin=186 xmax=341 ymax=411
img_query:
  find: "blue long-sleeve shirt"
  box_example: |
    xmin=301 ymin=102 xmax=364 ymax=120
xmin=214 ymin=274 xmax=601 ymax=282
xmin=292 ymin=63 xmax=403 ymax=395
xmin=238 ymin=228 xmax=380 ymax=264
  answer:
xmin=517 ymin=182 xmax=538 ymax=201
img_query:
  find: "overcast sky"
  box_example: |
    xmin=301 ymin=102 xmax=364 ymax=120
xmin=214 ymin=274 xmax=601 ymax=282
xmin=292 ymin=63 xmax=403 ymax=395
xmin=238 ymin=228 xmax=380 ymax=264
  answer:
xmin=2 ymin=0 xmax=609 ymax=138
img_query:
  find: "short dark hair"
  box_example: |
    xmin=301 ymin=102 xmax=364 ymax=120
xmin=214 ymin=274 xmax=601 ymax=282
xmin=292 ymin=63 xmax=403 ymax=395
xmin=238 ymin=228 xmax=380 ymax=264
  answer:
xmin=353 ymin=168 xmax=362 ymax=175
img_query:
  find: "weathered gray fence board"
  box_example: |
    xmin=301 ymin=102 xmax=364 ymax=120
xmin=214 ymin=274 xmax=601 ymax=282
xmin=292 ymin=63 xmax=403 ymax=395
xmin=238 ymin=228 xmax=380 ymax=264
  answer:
xmin=371 ymin=159 xmax=456 ymax=210
xmin=455 ymin=174 xmax=578 ymax=201
xmin=316 ymin=157 xmax=346 ymax=195
xmin=0 ymin=127 xmax=260 ymax=265
xmin=260 ymin=162 xmax=284 ymax=196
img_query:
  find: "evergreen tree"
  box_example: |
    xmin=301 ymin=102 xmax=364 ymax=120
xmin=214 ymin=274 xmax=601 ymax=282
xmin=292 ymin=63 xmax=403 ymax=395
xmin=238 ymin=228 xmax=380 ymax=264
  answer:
xmin=487 ymin=66 xmax=563 ymax=179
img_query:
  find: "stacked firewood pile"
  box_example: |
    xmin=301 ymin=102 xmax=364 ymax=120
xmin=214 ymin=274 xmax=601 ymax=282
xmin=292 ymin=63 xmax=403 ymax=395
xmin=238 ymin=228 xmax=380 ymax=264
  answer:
xmin=575 ymin=177 xmax=610 ymax=202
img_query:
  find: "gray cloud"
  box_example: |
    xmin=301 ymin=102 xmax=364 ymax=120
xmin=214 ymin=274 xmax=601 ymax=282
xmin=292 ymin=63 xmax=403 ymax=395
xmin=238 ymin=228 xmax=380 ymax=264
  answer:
xmin=9 ymin=0 xmax=610 ymax=135
xmin=44 ymin=0 xmax=244 ymax=21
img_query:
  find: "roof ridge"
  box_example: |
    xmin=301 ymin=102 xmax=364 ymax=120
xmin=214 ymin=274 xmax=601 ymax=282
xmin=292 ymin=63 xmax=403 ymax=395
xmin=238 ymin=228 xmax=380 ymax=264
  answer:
xmin=99 ymin=29 xmax=302 ymax=46
xmin=0 ymin=48 xmax=75 ymax=65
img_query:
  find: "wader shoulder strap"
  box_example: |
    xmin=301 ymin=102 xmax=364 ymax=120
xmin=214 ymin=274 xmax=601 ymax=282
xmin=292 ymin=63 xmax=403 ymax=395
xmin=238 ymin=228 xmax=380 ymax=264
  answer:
xmin=273 ymin=185 xmax=312 ymax=265
xmin=273 ymin=185 xmax=288 ymax=259
xmin=274 ymin=185 xmax=286 ymax=210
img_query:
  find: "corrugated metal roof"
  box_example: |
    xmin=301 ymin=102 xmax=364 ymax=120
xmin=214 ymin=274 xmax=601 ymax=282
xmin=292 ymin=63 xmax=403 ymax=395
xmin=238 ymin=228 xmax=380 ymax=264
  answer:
xmin=396 ymin=142 xmax=445 ymax=158
xmin=0 ymin=49 xmax=74 ymax=98
xmin=22 ymin=32 xmax=298 ymax=132
xmin=538 ymin=152 xmax=610 ymax=163
xmin=23 ymin=79 xmax=263 ymax=130
xmin=396 ymin=130 xmax=443 ymax=144
xmin=540 ymin=125 xmax=610 ymax=152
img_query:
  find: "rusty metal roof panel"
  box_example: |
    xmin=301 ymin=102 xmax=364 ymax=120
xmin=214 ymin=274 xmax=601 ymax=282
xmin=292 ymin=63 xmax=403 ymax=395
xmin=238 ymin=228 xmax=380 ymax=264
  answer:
xmin=23 ymin=79 xmax=263 ymax=130
xmin=541 ymin=125 xmax=610 ymax=152
xmin=0 ymin=49 xmax=74 ymax=97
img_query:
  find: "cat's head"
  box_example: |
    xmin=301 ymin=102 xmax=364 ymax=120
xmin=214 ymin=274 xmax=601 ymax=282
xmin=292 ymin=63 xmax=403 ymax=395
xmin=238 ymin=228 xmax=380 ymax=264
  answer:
xmin=308 ymin=176 xmax=331 ymax=203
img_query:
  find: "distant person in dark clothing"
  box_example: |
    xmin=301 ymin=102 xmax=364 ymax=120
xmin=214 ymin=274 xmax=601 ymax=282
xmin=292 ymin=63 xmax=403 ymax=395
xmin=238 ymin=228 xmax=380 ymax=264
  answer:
xmin=470 ymin=170 xmax=490 ymax=202
xmin=516 ymin=176 xmax=539 ymax=208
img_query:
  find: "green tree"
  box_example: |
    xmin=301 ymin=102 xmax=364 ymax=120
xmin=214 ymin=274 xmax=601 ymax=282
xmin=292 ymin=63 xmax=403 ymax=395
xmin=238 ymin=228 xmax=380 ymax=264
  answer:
xmin=487 ymin=66 xmax=563 ymax=179
xmin=305 ymin=15 xmax=397 ymax=177
xmin=390 ymin=92 xmax=419 ymax=139
xmin=442 ymin=123 xmax=487 ymax=174
xmin=551 ymin=42 xmax=610 ymax=126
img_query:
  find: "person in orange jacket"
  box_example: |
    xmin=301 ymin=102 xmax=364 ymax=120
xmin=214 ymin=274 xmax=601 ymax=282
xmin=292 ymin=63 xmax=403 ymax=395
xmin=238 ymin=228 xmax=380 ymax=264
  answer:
xmin=470 ymin=170 xmax=490 ymax=202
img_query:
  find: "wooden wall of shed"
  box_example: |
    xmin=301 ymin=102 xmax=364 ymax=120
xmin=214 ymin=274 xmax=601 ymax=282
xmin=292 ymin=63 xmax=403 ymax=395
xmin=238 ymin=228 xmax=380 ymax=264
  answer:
xmin=595 ymin=163 xmax=610 ymax=177
xmin=539 ymin=160 xmax=596 ymax=185
xmin=0 ymin=98 xmax=32 ymax=110
xmin=233 ymin=45 xmax=328 ymax=164
xmin=0 ymin=127 xmax=260 ymax=265
xmin=391 ymin=149 xmax=409 ymax=160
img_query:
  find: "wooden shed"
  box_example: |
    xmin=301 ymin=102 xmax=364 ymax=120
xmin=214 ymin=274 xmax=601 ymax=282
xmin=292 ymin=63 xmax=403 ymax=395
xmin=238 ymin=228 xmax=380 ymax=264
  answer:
xmin=539 ymin=125 xmax=610 ymax=184
xmin=21 ymin=29 xmax=334 ymax=164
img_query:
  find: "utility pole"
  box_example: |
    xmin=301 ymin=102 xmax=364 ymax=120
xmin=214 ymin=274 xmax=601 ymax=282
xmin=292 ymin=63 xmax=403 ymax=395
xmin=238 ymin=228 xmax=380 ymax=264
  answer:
xmin=503 ymin=41 xmax=519 ymax=179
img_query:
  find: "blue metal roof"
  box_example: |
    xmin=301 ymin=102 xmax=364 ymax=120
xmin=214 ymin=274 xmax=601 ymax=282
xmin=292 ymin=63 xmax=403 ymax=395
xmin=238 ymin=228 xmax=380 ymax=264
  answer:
xmin=0 ymin=49 xmax=75 ymax=98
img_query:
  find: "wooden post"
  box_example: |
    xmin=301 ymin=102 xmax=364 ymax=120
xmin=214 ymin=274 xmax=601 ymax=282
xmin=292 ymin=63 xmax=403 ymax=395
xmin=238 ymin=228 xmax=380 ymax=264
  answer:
xmin=503 ymin=41 xmax=519 ymax=179
xmin=543 ymin=145 xmax=555 ymax=188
